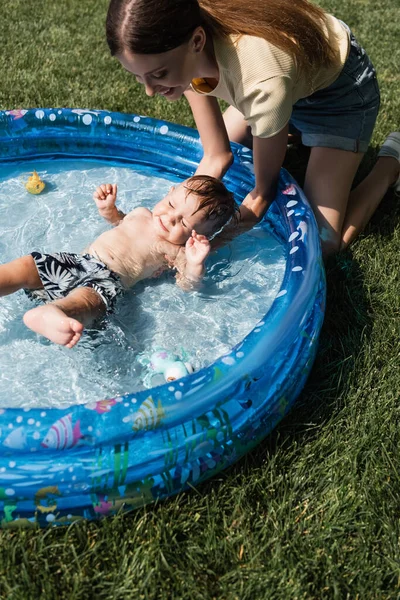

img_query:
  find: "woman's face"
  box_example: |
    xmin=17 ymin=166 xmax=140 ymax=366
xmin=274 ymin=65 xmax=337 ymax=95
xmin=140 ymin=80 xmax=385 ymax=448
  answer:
xmin=117 ymin=29 xmax=206 ymax=101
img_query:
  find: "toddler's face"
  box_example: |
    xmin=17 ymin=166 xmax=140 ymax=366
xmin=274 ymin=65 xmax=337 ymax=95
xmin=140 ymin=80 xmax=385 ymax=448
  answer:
xmin=152 ymin=183 xmax=214 ymax=245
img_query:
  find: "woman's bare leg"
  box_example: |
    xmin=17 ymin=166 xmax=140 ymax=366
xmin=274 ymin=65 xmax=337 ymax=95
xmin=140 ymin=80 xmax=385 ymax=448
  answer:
xmin=304 ymin=147 xmax=399 ymax=256
xmin=0 ymin=255 xmax=43 ymax=296
xmin=341 ymin=156 xmax=399 ymax=248
xmin=224 ymin=105 xmax=400 ymax=256
xmin=223 ymin=105 xmax=301 ymax=147
xmin=23 ymin=287 xmax=106 ymax=348
xmin=223 ymin=106 xmax=253 ymax=148
xmin=303 ymin=147 xmax=364 ymax=257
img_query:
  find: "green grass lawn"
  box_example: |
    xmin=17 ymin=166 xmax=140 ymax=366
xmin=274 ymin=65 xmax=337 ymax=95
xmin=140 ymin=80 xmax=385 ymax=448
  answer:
xmin=0 ymin=0 xmax=399 ymax=598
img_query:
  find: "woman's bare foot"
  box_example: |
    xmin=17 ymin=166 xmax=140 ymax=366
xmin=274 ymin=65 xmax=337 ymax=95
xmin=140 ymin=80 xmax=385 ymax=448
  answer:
xmin=23 ymin=305 xmax=84 ymax=348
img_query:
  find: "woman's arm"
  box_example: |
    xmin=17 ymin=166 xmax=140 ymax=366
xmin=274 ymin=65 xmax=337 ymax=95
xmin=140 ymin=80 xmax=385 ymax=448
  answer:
xmin=184 ymin=90 xmax=233 ymax=178
xmin=240 ymin=124 xmax=289 ymax=224
xmin=209 ymin=125 xmax=289 ymax=250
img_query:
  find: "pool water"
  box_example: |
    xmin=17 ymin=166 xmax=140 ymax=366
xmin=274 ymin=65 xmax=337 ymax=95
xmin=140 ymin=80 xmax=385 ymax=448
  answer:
xmin=0 ymin=160 xmax=285 ymax=408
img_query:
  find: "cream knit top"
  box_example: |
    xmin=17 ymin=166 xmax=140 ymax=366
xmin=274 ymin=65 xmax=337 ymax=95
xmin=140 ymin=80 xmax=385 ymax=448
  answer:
xmin=191 ymin=14 xmax=349 ymax=138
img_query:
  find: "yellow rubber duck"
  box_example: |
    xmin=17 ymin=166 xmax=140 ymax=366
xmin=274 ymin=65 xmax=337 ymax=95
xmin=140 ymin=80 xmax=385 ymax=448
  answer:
xmin=25 ymin=171 xmax=45 ymax=194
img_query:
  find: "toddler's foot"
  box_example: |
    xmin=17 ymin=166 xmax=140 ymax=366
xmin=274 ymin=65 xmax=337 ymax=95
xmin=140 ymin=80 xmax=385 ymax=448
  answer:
xmin=23 ymin=305 xmax=84 ymax=348
xmin=378 ymin=132 xmax=400 ymax=193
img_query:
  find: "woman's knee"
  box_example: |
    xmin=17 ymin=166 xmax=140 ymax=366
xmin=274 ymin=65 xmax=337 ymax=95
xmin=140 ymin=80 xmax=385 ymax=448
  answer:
xmin=223 ymin=106 xmax=252 ymax=147
xmin=319 ymin=228 xmax=342 ymax=258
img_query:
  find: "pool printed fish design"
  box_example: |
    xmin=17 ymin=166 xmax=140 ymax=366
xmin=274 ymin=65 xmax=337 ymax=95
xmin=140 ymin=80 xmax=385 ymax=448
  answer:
xmin=3 ymin=427 xmax=28 ymax=450
xmin=93 ymin=398 xmax=118 ymax=414
xmin=41 ymin=414 xmax=84 ymax=449
xmin=282 ymin=183 xmax=296 ymax=196
xmin=132 ymin=397 xmax=165 ymax=432
xmin=9 ymin=109 xmax=28 ymax=120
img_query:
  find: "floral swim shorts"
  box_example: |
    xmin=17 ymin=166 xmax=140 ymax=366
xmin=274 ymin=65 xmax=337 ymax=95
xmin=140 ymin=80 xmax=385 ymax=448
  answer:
xmin=26 ymin=252 xmax=124 ymax=311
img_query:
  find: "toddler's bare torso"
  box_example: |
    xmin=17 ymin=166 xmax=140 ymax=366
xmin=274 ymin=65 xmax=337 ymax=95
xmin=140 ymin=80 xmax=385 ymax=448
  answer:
xmin=85 ymin=208 xmax=180 ymax=287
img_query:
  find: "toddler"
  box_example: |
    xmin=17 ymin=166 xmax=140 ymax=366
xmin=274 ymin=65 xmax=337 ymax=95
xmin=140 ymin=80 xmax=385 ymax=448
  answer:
xmin=0 ymin=175 xmax=237 ymax=348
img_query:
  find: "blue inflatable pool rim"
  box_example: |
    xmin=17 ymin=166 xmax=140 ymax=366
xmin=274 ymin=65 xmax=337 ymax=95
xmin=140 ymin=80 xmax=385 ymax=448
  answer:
xmin=0 ymin=108 xmax=325 ymax=527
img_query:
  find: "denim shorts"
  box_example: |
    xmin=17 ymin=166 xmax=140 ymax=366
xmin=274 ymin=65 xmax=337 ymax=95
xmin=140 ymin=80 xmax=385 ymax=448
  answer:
xmin=289 ymin=24 xmax=380 ymax=153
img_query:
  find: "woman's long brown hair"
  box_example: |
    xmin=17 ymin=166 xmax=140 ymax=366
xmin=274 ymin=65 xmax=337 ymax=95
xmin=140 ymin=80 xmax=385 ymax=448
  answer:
xmin=106 ymin=0 xmax=337 ymax=71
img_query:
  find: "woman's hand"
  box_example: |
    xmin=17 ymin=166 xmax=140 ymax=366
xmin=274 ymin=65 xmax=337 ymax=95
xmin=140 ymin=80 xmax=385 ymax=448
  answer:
xmin=239 ymin=188 xmax=275 ymax=225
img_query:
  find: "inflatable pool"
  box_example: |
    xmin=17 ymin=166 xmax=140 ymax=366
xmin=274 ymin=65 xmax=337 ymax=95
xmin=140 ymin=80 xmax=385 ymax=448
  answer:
xmin=0 ymin=108 xmax=325 ymax=528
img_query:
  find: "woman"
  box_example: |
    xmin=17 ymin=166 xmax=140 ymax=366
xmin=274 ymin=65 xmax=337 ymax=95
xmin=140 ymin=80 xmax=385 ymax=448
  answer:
xmin=105 ymin=0 xmax=399 ymax=256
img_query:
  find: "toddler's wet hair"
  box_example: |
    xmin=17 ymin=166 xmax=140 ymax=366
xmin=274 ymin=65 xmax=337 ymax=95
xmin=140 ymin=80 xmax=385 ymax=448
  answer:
xmin=184 ymin=175 xmax=238 ymax=234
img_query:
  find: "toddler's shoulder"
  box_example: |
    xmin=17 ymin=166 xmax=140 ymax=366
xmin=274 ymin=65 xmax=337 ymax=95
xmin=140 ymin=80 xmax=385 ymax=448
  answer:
xmin=125 ymin=206 xmax=152 ymax=220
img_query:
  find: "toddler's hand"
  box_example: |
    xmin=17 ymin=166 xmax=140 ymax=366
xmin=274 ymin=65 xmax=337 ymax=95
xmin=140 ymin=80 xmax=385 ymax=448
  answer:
xmin=185 ymin=230 xmax=211 ymax=266
xmin=93 ymin=183 xmax=118 ymax=211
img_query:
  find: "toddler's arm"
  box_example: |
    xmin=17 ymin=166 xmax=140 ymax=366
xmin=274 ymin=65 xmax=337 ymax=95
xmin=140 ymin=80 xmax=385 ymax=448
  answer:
xmin=175 ymin=231 xmax=211 ymax=291
xmin=93 ymin=183 xmax=126 ymax=226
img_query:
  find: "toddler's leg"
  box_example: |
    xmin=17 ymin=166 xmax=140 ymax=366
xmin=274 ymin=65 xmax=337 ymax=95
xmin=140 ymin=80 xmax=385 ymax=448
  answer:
xmin=23 ymin=287 xmax=106 ymax=348
xmin=0 ymin=255 xmax=43 ymax=296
